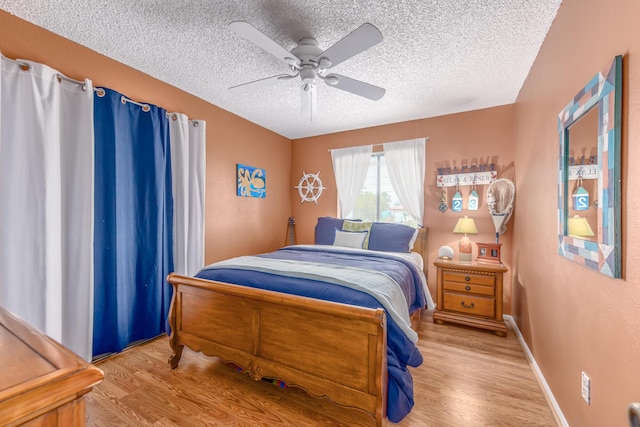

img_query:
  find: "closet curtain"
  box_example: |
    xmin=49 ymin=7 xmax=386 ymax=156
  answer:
xmin=383 ymin=138 xmax=426 ymax=226
xmin=0 ymin=57 xmax=95 ymax=360
xmin=92 ymin=87 xmax=173 ymax=357
xmin=330 ymin=145 xmax=373 ymax=217
xmin=169 ymin=114 xmax=206 ymax=276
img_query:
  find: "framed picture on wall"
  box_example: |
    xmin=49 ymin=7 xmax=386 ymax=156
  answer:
xmin=477 ymin=243 xmax=501 ymax=263
xmin=237 ymin=164 xmax=266 ymax=198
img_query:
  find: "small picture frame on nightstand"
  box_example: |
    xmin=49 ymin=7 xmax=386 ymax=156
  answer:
xmin=477 ymin=243 xmax=501 ymax=263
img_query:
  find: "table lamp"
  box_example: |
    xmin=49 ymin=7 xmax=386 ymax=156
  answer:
xmin=568 ymin=215 xmax=595 ymax=238
xmin=453 ymin=215 xmax=478 ymax=261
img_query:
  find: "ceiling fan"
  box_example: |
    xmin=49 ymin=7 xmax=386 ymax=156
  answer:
xmin=228 ymin=21 xmax=386 ymax=120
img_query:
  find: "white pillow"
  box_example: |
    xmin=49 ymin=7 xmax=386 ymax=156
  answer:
xmin=333 ymin=229 xmax=368 ymax=249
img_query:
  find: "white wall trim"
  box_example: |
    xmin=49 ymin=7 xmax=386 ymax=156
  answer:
xmin=504 ymin=315 xmax=569 ymax=427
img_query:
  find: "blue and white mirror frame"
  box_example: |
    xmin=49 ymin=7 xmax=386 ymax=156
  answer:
xmin=558 ymin=55 xmax=622 ymax=278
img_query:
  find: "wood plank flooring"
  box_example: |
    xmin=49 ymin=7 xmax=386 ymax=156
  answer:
xmin=86 ymin=312 xmax=558 ymax=426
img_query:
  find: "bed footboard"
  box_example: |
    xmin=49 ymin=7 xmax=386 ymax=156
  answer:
xmin=166 ymin=273 xmax=388 ymax=426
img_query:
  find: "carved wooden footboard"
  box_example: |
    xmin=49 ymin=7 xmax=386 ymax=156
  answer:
xmin=166 ymin=273 xmax=388 ymax=426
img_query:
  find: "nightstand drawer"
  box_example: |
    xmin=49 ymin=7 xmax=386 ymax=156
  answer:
xmin=443 ymin=292 xmax=495 ymax=317
xmin=443 ymin=271 xmax=495 ymax=287
xmin=443 ymin=280 xmax=495 ymax=296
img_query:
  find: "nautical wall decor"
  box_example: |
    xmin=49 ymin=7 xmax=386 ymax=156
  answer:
xmin=295 ymin=171 xmax=326 ymax=204
xmin=237 ymin=164 xmax=266 ymax=198
xmin=438 ymin=189 xmax=448 ymax=213
xmin=436 ymin=160 xmax=496 ymax=212
xmin=436 ymin=162 xmax=497 ymax=188
xmin=452 ymin=181 xmax=463 ymax=212
xmin=568 ymin=156 xmax=598 ymax=181
xmin=468 ymin=180 xmax=479 ymax=211
xmin=572 ymin=173 xmax=589 ymax=211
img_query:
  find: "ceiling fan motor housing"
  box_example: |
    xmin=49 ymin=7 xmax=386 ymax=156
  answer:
xmin=291 ymin=37 xmax=327 ymax=83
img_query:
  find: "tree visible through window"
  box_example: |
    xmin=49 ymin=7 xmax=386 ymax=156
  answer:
xmin=350 ymin=153 xmax=417 ymax=226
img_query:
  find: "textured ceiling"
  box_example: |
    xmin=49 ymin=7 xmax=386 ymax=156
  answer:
xmin=0 ymin=0 xmax=562 ymax=139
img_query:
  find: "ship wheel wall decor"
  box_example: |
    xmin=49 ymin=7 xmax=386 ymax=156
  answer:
xmin=295 ymin=171 xmax=326 ymax=204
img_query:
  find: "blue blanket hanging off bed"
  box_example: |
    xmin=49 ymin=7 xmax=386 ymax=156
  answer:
xmin=196 ymin=245 xmax=426 ymax=422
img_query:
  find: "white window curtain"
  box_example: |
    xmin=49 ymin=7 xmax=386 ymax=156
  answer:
xmin=383 ymin=138 xmax=426 ymax=226
xmin=331 ymin=144 xmax=373 ymax=217
xmin=0 ymin=56 xmax=94 ymax=360
xmin=169 ymin=114 xmax=206 ymax=276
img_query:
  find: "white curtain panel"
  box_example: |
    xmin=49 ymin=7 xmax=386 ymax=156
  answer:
xmin=169 ymin=114 xmax=206 ymax=276
xmin=331 ymin=144 xmax=372 ymax=217
xmin=0 ymin=56 xmax=94 ymax=360
xmin=383 ymin=138 xmax=426 ymax=226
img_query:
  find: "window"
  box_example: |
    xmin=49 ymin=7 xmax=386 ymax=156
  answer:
xmin=349 ymin=152 xmax=417 ymax=226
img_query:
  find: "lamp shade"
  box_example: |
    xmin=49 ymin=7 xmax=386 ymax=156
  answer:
xmin=453 ymin=215 xmax=478 ymax=235
xmin=568 ymin=215 xmax=595 ymax=237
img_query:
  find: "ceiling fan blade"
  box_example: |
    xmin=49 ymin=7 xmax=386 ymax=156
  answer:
xmin=325 ymin=74 xmax=385 ymax=101
xmin=229 ymin=21 xmax=300 ymax=66
xmin=319 ymin=23 xmax=383 ymax=69
xmin=229 ymin=74 xmax=296 ymax=94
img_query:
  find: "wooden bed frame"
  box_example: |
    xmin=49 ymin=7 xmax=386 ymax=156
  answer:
xmin=166 ymin=228 xmax=428 ymax=426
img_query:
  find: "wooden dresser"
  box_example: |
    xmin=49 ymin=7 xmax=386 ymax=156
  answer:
xmin=0 ymin=307 xmax=103 ymax=426
xmin=433 ymin=259 xmax=508 ymax=336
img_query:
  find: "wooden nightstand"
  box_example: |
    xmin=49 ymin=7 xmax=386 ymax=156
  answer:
xmin=433 ymin=259 xmax=508 ymax=336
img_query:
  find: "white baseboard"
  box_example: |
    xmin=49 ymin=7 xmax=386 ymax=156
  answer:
xmin=504 ymin=315 xmax=569 ymax=427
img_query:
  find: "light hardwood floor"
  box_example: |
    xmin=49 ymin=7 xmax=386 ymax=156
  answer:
xmin=86 ymin=312 xmax=558 ymax=426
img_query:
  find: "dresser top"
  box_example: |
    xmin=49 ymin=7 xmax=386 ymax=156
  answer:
xmin=433 ymin=258 xmax=508 ymax=273
xmin=0 ymin=307 xmax=103 ymax=424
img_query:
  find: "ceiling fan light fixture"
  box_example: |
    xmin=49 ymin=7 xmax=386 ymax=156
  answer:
xmin=300 ymin=67 xmax=317 ymax=83
xmin=301 ymin=83 xmax=317 ymax=121
xmin=228 ymin=21 xmax=385 ymax=118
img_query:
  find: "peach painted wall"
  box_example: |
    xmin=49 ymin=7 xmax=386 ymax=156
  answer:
xmin=291 ymin=106 xmax=515 ymax=310
xmin=0 ymin=10 xmax=292 ymax=264
xmin=512 ymin=0 xmax=640 ymax=425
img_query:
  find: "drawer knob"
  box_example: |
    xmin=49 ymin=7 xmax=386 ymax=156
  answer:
xmin=465 ymin=285 xmax=471 ymax=291
xmin=461 ymin=301 xmax=475 ymax=309
xmin=464 ymin=276 xmax=471 ymax=282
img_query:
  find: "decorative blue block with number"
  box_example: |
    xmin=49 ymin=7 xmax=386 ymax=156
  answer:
xmin=468 ymin=189 xmax=479 ymax=211
xmin=572 ymin=186 xmax=589 ymax=211
xmin=452 ymin=191 xmax=463 ymax=212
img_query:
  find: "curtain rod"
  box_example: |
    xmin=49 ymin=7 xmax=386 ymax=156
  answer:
xmin=2 ymin=53 xmax=89 ymax=91
xmin=327 ymin=137 xmax=429 ymax=152
xmin=95 ymin=87 xmax=197 ymax=124
xmin=94 ymin=87 xmax=150 ymax=111
xmin=327 ymin=143 xmax=382 ymax=152
xmin=3 ymin=53 xmax=202 ymax=125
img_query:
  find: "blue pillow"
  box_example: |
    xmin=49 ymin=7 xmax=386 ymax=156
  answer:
xmin=368 ymin=222 xmax=418 ymax=253
xmin=314 ymin=217 xmax=344 ymax=245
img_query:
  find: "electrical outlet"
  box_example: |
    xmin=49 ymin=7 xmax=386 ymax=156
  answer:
xmin=581 ymin=372 xmax=591 ymax=405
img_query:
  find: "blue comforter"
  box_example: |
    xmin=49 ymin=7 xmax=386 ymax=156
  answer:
xmin=196 ymin=245 xmax=426 ymax=422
